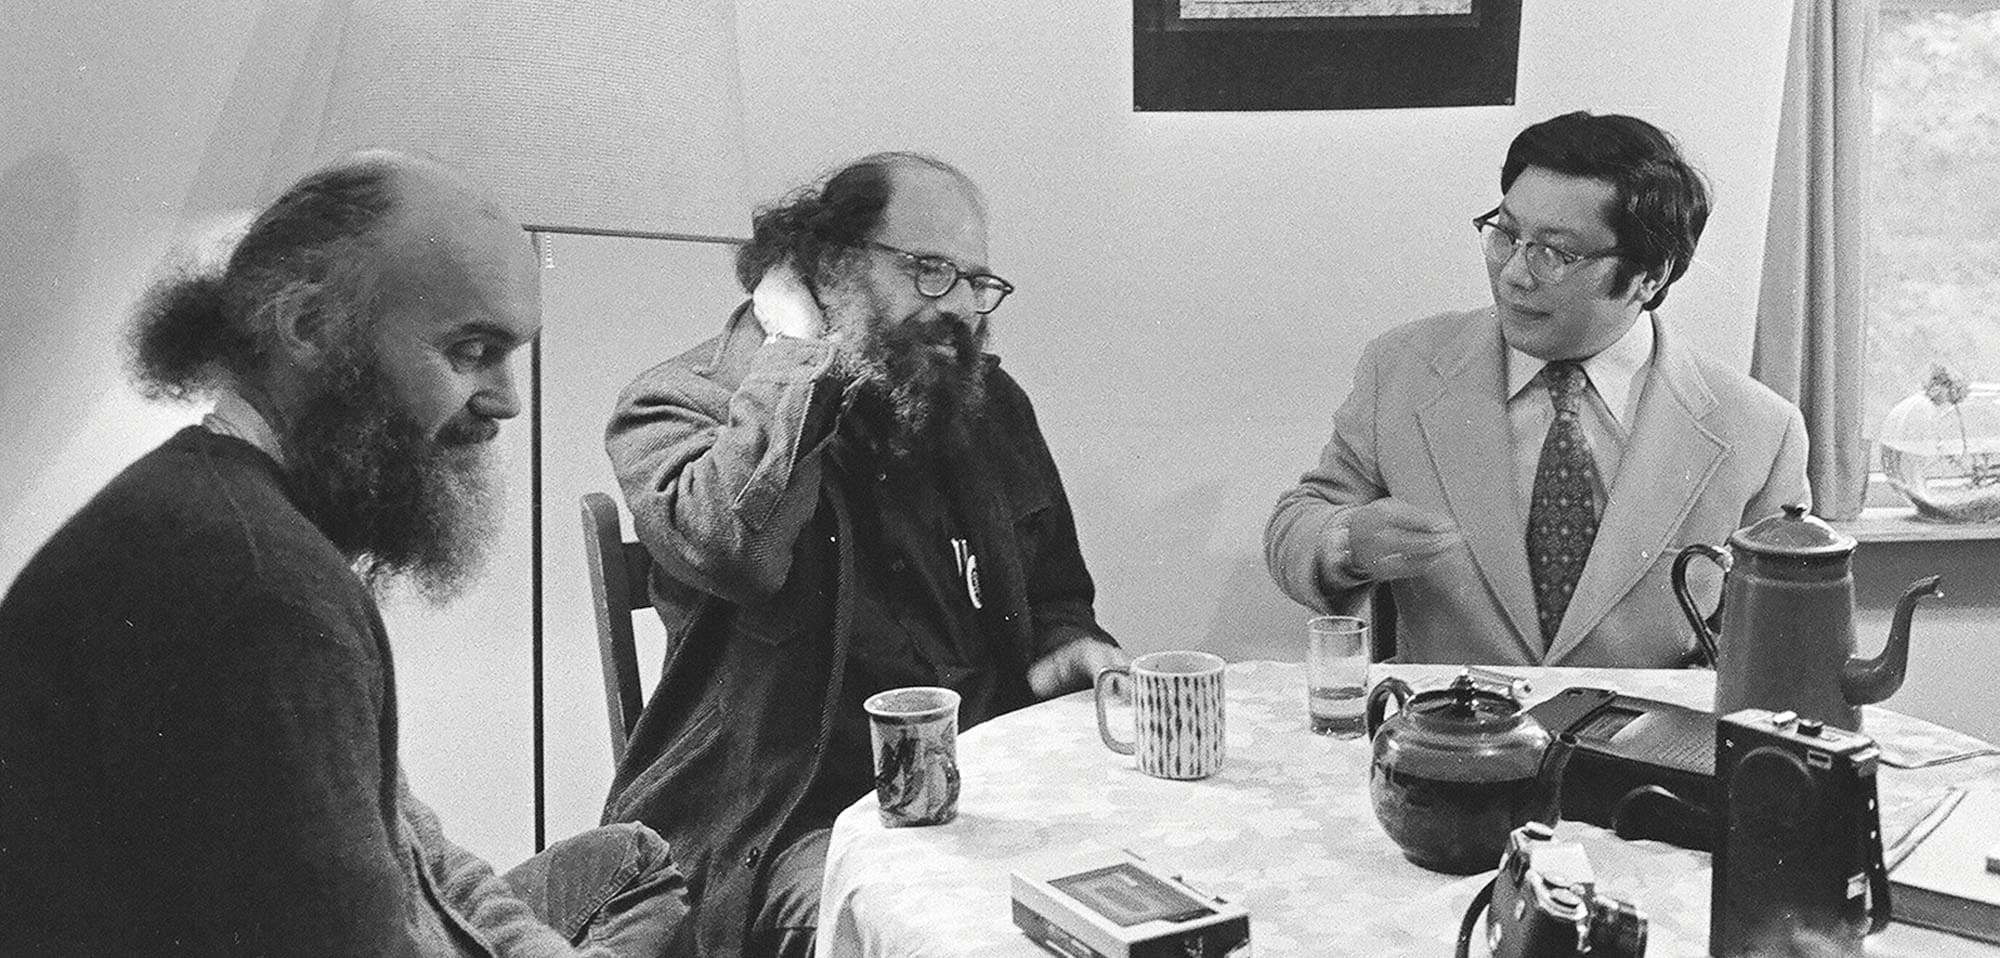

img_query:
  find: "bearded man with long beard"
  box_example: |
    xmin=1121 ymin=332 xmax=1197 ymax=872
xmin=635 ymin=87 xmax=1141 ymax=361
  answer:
xmin=603 ymin=152 xmax=1127 ymax=957
xmin=0 ymin=150 xmax=687 ymax=957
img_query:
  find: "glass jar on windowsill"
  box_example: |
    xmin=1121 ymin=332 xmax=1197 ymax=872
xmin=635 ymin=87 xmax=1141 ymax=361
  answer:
xmin=1879 ymin=366 xmax=2000 ymax=523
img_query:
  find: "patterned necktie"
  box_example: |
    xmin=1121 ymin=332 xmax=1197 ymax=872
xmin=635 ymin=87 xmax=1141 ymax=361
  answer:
xmin=1527 ymin=360 xmax=1599 ymax=645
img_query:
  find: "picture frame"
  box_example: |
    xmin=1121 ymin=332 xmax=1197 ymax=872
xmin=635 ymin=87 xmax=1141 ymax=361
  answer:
xmin=1133 ymin=0 xmax=1521 ymax=111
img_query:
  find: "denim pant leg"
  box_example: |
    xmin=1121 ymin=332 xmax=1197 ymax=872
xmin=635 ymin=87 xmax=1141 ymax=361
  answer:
xmin=503 ymin=822 xmax=690 ymax=956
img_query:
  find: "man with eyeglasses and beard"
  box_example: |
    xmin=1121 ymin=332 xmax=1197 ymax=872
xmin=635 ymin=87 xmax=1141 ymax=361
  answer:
xmin=1266 ymin=111 xmax=1810 ymax=669
xmin=603 ymin=152 xmax=1125 ymax=957
xmin=0 ymin=150 xmax=687 ymax=956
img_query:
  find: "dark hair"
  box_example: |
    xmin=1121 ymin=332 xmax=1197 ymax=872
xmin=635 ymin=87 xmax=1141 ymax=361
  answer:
xmin=1501 ymin=111 xmax=1710 ymax=311
xmin=130 ymin=157 xmax=401 ymax=399
xmin=733 ymin=151 xmax=978 ymax=292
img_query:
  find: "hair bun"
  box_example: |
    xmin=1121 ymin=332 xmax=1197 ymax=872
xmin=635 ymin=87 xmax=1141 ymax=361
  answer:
xmin=129 ymin=269 xmax=230 ymax=400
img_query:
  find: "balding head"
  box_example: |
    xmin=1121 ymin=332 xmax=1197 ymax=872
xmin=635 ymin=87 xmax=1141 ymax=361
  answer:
xmin=733 ymin=151 xmax=984 ymax=293
xmin=129 ymin=149 xmax=539 ymax=600
xmin=130 ymin=148 xmax=529 ymax=402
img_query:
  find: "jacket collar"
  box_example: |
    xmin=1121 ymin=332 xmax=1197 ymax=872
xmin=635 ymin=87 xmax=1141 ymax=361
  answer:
xmin=1417 ymin=309 xmax=1543 ymax=660
xmin=693 ymin=301 xmax=769 ymax=381
xmin=1545 ymin=312 xmax=1723 ymax=662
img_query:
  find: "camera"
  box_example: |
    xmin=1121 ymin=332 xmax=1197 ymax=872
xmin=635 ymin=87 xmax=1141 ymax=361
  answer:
xmin=1710 ymin=708 xmax=1891 ymax=958
xmin=1486 ymin=822 xmax=1648 ymax=958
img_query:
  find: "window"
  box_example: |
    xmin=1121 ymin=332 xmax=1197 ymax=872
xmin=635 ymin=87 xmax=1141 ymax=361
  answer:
xmin=1865 ymin=3 xmax=2000 ymax=430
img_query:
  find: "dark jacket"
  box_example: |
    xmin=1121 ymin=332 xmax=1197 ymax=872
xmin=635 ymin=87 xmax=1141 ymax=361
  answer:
xmin=602 ymin=304 xmax=1112 ymax=955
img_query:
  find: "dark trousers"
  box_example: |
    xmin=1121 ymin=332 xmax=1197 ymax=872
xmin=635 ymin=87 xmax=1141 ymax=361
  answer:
xmin=749 ymin=826 xmax=829 ymax=958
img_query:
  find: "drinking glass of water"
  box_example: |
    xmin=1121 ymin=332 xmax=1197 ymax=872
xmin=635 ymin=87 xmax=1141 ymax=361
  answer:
xmin=1306 ymin=615 xmax=1369 ymax=738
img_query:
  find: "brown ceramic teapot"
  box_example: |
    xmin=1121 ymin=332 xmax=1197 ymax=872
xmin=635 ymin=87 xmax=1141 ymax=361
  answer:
xmin=1673 ymin=504 xmax=1942 ymax=732
xmin=1363 ymin=672 xmax=1575 ymax=874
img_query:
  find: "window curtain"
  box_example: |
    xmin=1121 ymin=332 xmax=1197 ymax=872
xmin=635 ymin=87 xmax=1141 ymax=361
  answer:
xmin=1751 ymin=0 xmax=1879 ymax=520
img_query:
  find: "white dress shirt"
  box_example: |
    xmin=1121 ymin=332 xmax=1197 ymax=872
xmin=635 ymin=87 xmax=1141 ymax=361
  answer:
xmin=202 ymin=390 xmax=286 ymax=466
xmin=1504 ymin=313 xmax=1656 ymax=525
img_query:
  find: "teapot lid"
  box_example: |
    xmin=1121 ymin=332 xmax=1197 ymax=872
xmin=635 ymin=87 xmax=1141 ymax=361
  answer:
xmin=1406 ymin=672 xmax=1524 ymax=727
xmin=1730 ymin=504 xmax=1854 ymax=558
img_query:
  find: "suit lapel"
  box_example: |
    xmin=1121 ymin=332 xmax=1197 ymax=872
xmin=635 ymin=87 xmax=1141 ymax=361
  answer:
xmin=1415 ymin=313 xmax=1542 ymax=661
xmin=1546 ymin=315 xmax=1725 ymax=662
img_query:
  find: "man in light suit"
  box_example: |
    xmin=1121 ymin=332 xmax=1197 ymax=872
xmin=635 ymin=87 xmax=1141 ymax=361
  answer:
xmin=1265 ymin=111 xmax=1810 ymax=667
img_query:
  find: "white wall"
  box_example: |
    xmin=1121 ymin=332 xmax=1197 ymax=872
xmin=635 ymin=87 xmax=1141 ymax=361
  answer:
xmin=25 ymin=0 xmax=1988 ymax=861
xmin=529 ymin=0 xmax=1808 ymax=837
xmin=1 ymin=0 xmax=540 ymax=866
xmin=536 ymin=235 xmax=747 ymax=841
xmin=727 ymin=1 xmax=1794 ymax=666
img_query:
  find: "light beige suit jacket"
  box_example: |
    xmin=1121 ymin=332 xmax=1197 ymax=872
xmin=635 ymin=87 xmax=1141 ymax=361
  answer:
xmin=1265 ymin=308 xmax=1811 ymax=667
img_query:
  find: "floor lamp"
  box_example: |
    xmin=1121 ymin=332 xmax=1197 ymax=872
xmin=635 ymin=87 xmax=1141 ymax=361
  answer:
xmin=303 ymin=0 xmax=748 ymax=849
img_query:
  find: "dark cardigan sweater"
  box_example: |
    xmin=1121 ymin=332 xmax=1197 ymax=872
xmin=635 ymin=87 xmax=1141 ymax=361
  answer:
xmin=0 ymin=428 xmax=586 ymax=957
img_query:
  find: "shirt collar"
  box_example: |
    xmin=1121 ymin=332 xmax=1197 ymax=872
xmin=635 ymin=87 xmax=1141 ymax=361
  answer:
xmin=202 ymin=389 xmax=287 ymax=467
xmin=1505 ymin=312 xmax=1655 ymax=426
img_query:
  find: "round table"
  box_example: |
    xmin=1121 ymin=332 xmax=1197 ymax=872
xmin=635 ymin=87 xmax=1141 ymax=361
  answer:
xmin=816 ymin=660 xmax=2000 ymax=957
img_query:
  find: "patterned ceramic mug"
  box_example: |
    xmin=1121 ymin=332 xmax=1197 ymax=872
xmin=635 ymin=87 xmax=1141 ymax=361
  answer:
xmin=1094 ymin=650 xmax=1226 ymax=779
xmin=864 ymin=686 xmax=961 ymax=827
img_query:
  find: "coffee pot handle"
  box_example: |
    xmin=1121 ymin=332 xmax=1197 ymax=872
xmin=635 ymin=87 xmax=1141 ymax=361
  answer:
xmin=1672 ymin=544 xmax=1730 ymax=667
xmin=1364 ymin=676 xmax=1412 ymax=739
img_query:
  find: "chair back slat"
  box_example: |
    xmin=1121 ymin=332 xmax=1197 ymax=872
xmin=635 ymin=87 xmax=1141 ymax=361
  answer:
xmin=1370 ymin=581 xmax=1399 ymax=663
xmin=581 ymin=492 xmax=647 ymax=764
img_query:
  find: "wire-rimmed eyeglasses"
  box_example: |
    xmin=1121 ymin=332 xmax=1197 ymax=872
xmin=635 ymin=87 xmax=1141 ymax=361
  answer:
xmin=859 ymin=240 xmax=1014 ymax=315
xmin=1472 ymin=212 xmax=1626 ymax=285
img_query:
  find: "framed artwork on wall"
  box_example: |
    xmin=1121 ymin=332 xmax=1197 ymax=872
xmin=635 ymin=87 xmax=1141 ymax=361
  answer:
xmin=1133 ymin=0 xmax=1521 ymax=111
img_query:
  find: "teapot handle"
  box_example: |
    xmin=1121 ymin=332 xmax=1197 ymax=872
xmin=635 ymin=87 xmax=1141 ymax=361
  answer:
xmin=1364 ymin=676 xmax=1412 ymax=739
xmin=1672 ymin=544 xmax=1730 ymax=667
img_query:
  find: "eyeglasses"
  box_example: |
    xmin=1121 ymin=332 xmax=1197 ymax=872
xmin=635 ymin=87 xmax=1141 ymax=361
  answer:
xmin=1472 ymin=213 xmax=1626 ymax=285
xmin=859 ymin=240 xmax=1014 ymax=315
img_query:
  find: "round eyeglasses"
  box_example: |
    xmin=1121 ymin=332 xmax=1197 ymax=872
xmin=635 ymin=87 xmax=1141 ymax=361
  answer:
xmin=859 ymin=240 xmax=1014 ymax=315
xmin=1472 ymin=214 xmax=1626 ymax=285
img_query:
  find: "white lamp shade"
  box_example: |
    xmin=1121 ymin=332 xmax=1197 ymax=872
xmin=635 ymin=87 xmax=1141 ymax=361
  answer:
xmin=312 ymin=0 xmax=748 ymax=239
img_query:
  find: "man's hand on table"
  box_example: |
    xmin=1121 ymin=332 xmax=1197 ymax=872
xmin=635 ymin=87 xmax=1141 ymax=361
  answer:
xmin=1346 ymin=497 xmax=1461 ymax=583
xmin=1027 ymin=638 xmax=1129 ymax=699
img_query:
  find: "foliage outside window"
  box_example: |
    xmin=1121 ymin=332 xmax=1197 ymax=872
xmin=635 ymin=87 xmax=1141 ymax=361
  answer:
xmin=1866 ymin=4 xmax=2000 ymax=434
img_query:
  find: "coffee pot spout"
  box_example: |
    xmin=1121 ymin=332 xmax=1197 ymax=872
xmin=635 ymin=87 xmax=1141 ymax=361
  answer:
xmin=1842 ymin=575 xmax=1943 ymax=707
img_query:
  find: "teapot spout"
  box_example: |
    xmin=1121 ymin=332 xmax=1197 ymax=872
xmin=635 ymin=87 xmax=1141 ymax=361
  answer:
xmin=1530 ymin=732 xmax=1579 ymax=827
xmin=1843 ymin=575 xmax=1943 ymax=707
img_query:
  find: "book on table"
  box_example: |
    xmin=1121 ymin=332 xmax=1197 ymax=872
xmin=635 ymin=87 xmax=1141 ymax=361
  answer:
xmin=1889 ymin=788 xmax=2000 ymax=945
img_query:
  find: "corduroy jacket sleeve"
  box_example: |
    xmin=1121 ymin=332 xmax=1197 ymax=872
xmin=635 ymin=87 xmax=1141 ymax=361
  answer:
xmin=606 ymin=310 xmax=847 ymax=606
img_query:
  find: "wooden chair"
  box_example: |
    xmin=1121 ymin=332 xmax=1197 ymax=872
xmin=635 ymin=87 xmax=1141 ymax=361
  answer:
xmin=580 ymin=492 xmax=654 ymax=765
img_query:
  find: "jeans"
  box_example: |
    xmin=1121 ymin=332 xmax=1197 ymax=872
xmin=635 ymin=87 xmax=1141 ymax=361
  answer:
xmin=503 ymin=822 xmax=689 ymax=955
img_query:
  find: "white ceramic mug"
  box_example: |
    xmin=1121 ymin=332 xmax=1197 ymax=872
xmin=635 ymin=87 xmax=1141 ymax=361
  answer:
xmin=1094 ymin=650 xmax=1226 ymax=779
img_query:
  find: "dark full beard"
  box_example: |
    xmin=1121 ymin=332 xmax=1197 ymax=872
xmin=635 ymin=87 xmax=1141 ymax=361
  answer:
xmin=280 ymin=340 xmax=499 ymax=604
xmin=822 ymin=270 xmax=990 ymax=459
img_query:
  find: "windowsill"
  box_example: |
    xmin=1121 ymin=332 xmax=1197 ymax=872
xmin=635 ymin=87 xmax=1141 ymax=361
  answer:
xmin=1830 ymin=506 xmax=2000 ymax=544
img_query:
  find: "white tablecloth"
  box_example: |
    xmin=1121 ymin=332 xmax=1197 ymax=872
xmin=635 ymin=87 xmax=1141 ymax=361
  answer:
xmin=817 ymin=661 xmax=2000 ymax=957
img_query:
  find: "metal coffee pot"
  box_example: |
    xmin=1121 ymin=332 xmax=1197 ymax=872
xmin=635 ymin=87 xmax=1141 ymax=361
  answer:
xmin=1364 ymin=672 xmax=1575 ymax=875
xmin=1672 ymin=504 xmax=1941 ymax=732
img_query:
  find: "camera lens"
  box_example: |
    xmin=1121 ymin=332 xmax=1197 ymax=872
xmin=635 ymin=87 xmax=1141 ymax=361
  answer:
xmin=1589 ymin=897 xmax=1649 ymax=955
